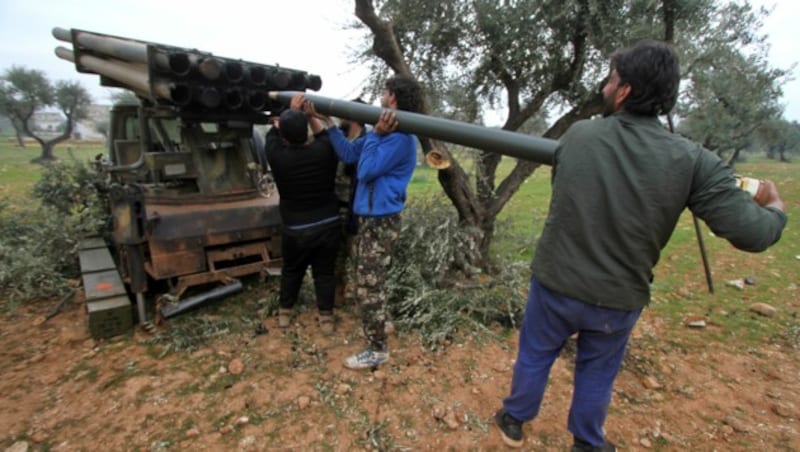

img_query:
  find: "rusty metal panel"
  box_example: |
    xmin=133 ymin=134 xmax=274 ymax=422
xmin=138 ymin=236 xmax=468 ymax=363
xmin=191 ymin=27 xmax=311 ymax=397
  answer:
xmin=79 ymin=247 xmax=117 ymax=273
xmin=143 ymin=196 xmax=281 ymax=241
xmin=83 ymin=269 xmax=127 ymax=300
xmin=147 ymin=246 xmax=206 ymax=279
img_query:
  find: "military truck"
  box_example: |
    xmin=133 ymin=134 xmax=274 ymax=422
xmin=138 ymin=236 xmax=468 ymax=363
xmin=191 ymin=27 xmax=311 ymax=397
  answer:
xmin=53 ymin=27 xmax=322 ymax=337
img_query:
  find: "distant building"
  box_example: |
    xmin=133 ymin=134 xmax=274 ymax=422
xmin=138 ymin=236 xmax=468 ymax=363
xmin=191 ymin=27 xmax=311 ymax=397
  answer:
xmin=30 ymin=104 xmax=110 ymax=141
xmin=31 ymin=112 xmax=63 ymax=133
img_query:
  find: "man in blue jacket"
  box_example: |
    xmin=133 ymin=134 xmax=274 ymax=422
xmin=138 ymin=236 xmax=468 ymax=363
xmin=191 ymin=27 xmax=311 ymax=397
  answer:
xmin=306 ymin=74 xmax=422 ymax=369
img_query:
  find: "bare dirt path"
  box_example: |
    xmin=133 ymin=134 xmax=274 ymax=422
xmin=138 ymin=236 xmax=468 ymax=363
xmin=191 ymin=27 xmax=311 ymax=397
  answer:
xmin=1 ymin=296 xmax=798 ymax=451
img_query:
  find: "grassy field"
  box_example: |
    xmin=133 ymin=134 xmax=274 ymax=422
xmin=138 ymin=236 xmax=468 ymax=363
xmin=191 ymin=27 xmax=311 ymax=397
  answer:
xmin=1 ymin=141 xmax=797 ymax=349
xmin=405 ymin=151 xmax=798 ymax=348
xmin=0 ymin=140 xmax=104 ymax=203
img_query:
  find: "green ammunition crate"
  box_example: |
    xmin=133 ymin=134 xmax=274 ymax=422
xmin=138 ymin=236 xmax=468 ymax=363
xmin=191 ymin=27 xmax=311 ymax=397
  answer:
xmin=87 ymin=296 xmax=133 ymax=339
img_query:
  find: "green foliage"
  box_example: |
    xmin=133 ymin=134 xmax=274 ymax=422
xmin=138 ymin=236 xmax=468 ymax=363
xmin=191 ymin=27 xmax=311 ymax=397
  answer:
xmin=142 ymin=315 xmax=236 ymax=357
xmin=386 ymin=196 xmax=529 ymax=349
xmin=32 ymin=154 xmax=106 ymax=215
xmin=0 ymin=157 xmax=107 ymax=305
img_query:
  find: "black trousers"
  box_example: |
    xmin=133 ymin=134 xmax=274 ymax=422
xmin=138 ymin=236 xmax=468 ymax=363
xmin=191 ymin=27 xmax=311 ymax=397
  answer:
xmin=279 ymin=220 xmax=342 ymax=312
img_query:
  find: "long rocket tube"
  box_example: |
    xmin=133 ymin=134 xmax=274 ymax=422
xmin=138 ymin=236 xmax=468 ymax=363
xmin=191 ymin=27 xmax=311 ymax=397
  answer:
xmin=55 ymin=46 xmax=173 ymax=100
xmin=53 ymin=27 xmax=148 ymax=64
xmin=268 ymin=91 xmax=558 ymax=165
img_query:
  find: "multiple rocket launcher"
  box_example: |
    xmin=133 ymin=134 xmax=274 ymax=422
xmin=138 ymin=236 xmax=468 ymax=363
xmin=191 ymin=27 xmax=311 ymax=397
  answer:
xmin=52 ymin=27 xmax=322 ymax=114
xmin=53 ymin=27 xmax=558 ymax=165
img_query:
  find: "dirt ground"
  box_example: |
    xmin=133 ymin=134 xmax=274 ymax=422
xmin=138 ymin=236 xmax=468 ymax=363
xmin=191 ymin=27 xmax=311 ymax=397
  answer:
xmin=1 ymin=291 xmax=798 ymax=452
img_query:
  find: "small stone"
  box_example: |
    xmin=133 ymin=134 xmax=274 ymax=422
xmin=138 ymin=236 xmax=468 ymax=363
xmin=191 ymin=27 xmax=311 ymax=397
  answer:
xmin=492 ymin=363 xmax=508 ymax=373
xmin=297 ymin=396 xmax=311 ymax=410
xmin=749 ymin=303 xmax=777 ymax=317
xmin=685 ymin=318 xmax=706 ymax=328
xmin=228 ymin=358 xmax=244 ymax=375
xmin=641 ymin=376 xmax=662 ymax=390
xmin=30 ymin=432 xmax=47 ymax=444
xmin=236 ymin=416 xmax=249 ymax=426
xmin=766 ymin=389 xmax=782 ymax=399
xmin=373 ymin=370 xmax=386 ymax=380
xmin=722 ymin=415 xmax=751 ymax=433
xmin=443 ymin=408 xmax=460 ymax=430
xmin=432 ymin=404 xmax=446 ymax=420
xmin=639 ymin=437 xmax=652 ymax=448
xmin=5 ymin=441 xmax=29 ymax=452
xmin=772 ymin=402 xmax=797 ymax=418
xmin=725 ymin=279 xmax=745 ymax=290
xmin=186 ymin=428 xmax=200 ymax=438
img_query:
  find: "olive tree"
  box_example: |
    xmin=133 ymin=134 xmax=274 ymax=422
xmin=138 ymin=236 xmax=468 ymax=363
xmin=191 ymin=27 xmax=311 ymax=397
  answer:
xmin=0 ymin=66 xmax=91 ymax=163
xmin=348 ymin=0 xmax=787 ymax=270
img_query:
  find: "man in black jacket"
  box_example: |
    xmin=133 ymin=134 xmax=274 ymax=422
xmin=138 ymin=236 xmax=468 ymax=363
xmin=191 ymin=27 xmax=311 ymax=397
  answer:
xmin=265 ymin=96 xmax=341 ymax=334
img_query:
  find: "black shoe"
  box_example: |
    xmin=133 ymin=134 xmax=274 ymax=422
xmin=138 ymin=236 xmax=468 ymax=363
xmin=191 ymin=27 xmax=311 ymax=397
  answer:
xmin=572 ymin=436 xmax=616 ymax=452
xmin=494 ymin=408 xmax=523 ymax=448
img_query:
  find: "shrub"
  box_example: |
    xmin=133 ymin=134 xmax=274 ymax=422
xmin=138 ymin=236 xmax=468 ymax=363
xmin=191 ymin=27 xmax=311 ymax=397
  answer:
xmin=0 ymin=158 xmax=107 ymax=306
xmin=385 ymin=196 xmax=529 ymax=349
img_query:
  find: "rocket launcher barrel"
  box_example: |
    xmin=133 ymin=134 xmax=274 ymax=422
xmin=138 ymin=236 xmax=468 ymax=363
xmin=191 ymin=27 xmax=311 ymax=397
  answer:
xmin=269 ymin=91 xmax=558 ymax=165
xmin=55 ymin=45 xmax=172 ymax=100
xmin=53 ymin=27 xmax=323 ymax=114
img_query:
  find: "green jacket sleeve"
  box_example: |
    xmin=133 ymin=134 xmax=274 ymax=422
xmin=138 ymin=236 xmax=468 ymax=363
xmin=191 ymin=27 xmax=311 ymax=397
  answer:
xmin=688 ymin=148 xmax=787 ymax=252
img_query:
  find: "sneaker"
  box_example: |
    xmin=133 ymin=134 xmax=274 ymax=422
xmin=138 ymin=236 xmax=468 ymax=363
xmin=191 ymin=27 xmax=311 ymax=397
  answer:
xmin=319 ymin=313 xmax=335 ymax=335
xmin=571 ymin=437 xmax=616 ymax=452
xmin=277 ymin=308 xmax=292 ymax=328
xmin=343 ymin=348 xmax=389 ymax=369
xmin=494 ymin=408 xmax=523 ymax=448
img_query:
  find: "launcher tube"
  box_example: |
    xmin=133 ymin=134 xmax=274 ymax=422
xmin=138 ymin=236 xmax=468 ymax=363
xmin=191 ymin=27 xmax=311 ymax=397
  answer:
xmin=269 ymin=91 xmax=558 ymax=165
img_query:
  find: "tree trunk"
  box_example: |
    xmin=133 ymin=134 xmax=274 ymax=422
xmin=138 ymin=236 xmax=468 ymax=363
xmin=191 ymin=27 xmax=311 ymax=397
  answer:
xmin=32 ymin=142 xmax=57 ymax=164
xmin=354 ymin=0 xmax=604 ymax=273
xmin=11 ymin=119 xmax=26 ymax=147
xmin=778 ymin=147 xmax=789 ymax=162
xmin=14 ymin=129 xmax=25 ymax=147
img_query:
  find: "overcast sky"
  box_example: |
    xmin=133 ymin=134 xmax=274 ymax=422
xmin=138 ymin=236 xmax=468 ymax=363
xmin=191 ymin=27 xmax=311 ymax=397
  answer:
xmin=1 ymin=0 xmax=798 ymax=124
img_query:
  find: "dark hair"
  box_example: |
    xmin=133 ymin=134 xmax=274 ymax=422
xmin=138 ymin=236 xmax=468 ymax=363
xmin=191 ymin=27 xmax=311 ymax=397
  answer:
xmin=384 ymin=74 xmax=423 ymax=113
xmin=278 ymin=109 xmax=308 ymax=144
xmin=350 ymin=97 xmax=367 ymax=127
xmin=610 ymin=40 xmax=680 ymax=116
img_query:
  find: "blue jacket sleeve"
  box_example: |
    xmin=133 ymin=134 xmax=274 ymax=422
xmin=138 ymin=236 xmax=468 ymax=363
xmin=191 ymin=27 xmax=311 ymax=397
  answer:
xmin=357 ymin=132 xmax=413 ymax=183
xmin=328 ymin=126 xmax=362 ymax=164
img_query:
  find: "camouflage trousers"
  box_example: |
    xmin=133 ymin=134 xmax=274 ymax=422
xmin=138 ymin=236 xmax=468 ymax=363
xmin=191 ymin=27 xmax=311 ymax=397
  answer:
xmin=356 ymin=214 xmax=401 ymax=351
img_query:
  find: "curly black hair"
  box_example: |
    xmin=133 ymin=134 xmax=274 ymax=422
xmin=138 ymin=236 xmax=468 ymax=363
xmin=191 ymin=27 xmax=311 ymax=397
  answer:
xmin=384 ymin=74 xmax=423 ymax=113
xmin=611 ymin=40 xmax=680 ymax=116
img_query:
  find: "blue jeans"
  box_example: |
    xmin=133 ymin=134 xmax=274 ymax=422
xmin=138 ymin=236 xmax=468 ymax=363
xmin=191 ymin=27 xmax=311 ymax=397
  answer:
xmin=503 ymin=277 xmax=641 ymax=446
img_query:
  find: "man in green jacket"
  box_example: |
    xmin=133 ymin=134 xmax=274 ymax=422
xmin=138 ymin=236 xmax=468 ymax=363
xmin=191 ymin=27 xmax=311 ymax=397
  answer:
xmin=494 ymin=40 xmax=787 ymax=450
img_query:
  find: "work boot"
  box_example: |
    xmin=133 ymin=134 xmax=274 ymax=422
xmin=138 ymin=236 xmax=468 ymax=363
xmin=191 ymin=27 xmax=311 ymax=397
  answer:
xmin=319 ymin=311 xmax=335 ymax=335
xmin=571 ymin=437 xmax=616 ymax=452
xmin=277 ymin=308 xmax=292 ymax=328
xmin=493 ymin=408 xmax=523 ymax=448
